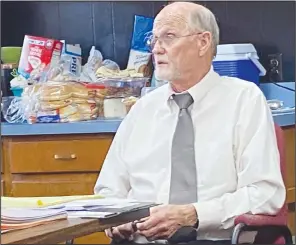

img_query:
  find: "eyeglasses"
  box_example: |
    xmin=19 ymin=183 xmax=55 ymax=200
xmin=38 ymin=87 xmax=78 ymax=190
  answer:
xmin=145 ymin=32 xmax=203 ymax=51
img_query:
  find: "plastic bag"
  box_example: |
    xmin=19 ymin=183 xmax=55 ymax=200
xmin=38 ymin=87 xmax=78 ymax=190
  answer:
xmin=102 ymin=59 xmax=120 ymax=71
xmin=1 ymin=96 xmax=26 ymax=123
xmin=127 ymin=15 xmax=154 ymax=75
xmin=38 ymin=58 xmax=81 ymax=83
xmin=122 ymin=96 xmax=138 ymax=113
xmin=60 ymin=41 xmax=82 ymax=79
xmin=3 ymin=81 xmax=105 ymax=124
xmin=80 ymin=46 xmax=103 ymax=83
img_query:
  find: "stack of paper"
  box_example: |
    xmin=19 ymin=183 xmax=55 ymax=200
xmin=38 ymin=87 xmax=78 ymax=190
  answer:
xmin=1 ymin=207 xmax=67 ymax=233
xmin=2 ymin=194 xmax=103 ymax=208
xmin=57 ymin=198 xmax=155 ymax=219
xmin=1 ymin=195 xmax=157 ymax=234
xmin=34 ymin=198 xmax=155 ymax=218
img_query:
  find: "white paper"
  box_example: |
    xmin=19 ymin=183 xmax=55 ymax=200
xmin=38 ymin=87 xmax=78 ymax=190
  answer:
xmin=67 ymin=211 xmax=113 ymax=218
xmin=1 ymin=207 xmax=66 ymax=222
xmin=67 ymin=198 xmax=138 ymax=207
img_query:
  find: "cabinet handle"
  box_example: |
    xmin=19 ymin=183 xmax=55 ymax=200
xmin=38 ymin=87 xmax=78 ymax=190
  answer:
xmin=54 ymin=154 xmax=76 ymax=160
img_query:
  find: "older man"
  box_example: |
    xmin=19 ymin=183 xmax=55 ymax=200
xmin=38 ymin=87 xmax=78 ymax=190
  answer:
xmin=94 ymin=2 xmax=285 ymax=244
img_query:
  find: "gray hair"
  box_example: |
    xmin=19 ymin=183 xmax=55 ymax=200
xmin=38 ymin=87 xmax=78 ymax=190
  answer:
xmin=188 ymin=6 xmax=220 ymax=57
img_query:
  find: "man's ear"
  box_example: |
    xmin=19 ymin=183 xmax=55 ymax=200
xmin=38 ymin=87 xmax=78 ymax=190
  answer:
xmin=198 ymin=32 xmax=212 ymax=57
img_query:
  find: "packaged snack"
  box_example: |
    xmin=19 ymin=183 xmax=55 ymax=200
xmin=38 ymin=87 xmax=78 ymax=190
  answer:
xmin=18 ymin=35 xmax=63 ymax=79
xmin=20 ymin=81 xmax=100 ymax=123
xmin=39 ymin=99 xmax=72 ymax=111
xmin=38 ymin=81 xmax=72 ymax=101
xmin=122 ymin=96 xmax=138 ymax=113
xmin=71 ymin=82 xmax=96 ymax=99
xmin=127 ymin=15 xmax=154 ymax=76
xmin=71 ymin=97 xmax=96 ymax=104
xmin=35 ymin=104 xmax=78 ymax=123
xmin=80 ymin=46 xmax=103 ymax=82
xmin=60 ymin=41 xmax=82 ymax=79
xmin=104 ymin=97 xmax=127 ymax=118
xmin=76 ymin=103 xmax=98 ymax=115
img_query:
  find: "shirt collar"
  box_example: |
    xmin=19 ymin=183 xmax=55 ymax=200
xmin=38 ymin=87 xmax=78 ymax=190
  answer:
xmin=165 ymin=66 xmax=220 ymax=105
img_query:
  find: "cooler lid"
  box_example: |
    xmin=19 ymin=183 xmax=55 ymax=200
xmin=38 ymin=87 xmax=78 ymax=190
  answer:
xmin=216 ymin=43 xmax=258 ymax=55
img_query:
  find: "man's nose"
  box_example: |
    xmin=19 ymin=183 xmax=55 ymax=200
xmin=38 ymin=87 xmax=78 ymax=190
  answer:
xmin=152 ymin=40 xmax=165 ymax=55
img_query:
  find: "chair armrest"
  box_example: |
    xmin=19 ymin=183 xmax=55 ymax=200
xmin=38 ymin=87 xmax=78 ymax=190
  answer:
xmin=234 ymin=213 xmax=287 ymax=227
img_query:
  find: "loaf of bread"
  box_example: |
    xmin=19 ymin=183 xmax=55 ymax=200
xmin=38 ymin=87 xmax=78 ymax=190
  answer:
xmin=76 ymin=103 xmax=98 ymax=115
xmin=39 ymin=81 xmax=72 ymax=101
xmin=71 ymin=82 xmax=96 ymax=99
xmin=71 ymin=97 xmax=96 ymax=104
xmin=39 ymin=99 xmax=72 ymax=111
xmin=59 ymin=104 xmax=79 ymax=119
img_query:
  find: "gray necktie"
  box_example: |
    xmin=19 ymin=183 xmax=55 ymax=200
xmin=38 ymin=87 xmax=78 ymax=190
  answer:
xmin=169 ymin=93 xmax=197 ymax=204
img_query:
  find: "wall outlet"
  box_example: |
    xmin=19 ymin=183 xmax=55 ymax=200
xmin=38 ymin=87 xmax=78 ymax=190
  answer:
xmin=267 ymin=53 xmax=283 ymax=82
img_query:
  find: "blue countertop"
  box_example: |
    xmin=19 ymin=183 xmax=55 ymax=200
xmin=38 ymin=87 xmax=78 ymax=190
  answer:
xmin=1 ymin=119 xmax=122 ymax=136
xmin=1 ymin=82 xmax=295 ymax=136
xmin=1 ymin=112 xmax=294 ymax=136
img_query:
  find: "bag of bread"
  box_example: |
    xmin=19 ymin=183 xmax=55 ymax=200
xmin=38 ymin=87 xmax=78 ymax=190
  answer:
xmin=35 ymin=104 xmax=80 ymax=123
xmin=71 ymin=82 xmax=96 ymax=99
xmin=84 ymin=83 xmax=106 ymax=99
xmin=80 ymin=46 xmax=103 ymax=83
xmin=39 ymin=99 xmax=72 ymax=111
xmin=76 ymin=103 xmax=98 ymax=114
xmin=20 ymin=82 xmax=72 ymax=123
xmin=71 ymin=97 xmax=96 ymax=104
xmin=38 ymin=81 xmax=72 ymax=101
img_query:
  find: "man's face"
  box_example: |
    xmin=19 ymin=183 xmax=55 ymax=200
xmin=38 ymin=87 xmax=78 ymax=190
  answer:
xmin=152 ymin=10 xmax=200 ymax=81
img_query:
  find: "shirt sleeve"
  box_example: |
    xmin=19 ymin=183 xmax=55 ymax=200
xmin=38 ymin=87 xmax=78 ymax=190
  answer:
xmin=93 ymin=102 xmax=140 ymax=198
xmin=193 ymin=85 xmax=286 ymax=231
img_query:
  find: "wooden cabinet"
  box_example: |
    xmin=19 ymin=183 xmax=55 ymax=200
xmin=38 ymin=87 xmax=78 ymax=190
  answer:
xmin=2 ymin=133 xmax=114 ymax=244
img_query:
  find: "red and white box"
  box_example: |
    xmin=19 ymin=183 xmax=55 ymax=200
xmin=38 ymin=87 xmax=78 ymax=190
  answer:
xmin=18 ymin=35 xmax=63 ymax=79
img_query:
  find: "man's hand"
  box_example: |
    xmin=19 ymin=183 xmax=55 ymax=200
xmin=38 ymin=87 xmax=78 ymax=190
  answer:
xmin=136 ymin=204 xmax=197 ymax=241
xmin=105 ymin=222 xmax=135 ymax=242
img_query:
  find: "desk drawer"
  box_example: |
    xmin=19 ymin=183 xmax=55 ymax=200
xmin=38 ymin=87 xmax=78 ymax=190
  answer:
xmin=8 ymin=135 xmax=113 ymax=173
xmin=11 ymin=173 xmax=98 ymax=197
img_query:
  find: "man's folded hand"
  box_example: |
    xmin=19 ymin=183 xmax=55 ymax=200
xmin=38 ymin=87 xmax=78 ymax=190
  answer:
xmin=136 ymin=204 xmax=198 ymax=241
xmin=105 ymin=222 xmax=135 ymax=242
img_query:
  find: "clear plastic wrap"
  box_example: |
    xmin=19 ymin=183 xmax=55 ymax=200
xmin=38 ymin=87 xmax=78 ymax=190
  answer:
xmin=101 ymin=77 xmax=148 ymax=98
xmin=2 ymin=81 xmax=103 ymax=124
xmin=2 ymin=45 xmax=150 ymax=123
xmin=2 ymin=96 xmax=26 ymax=123
xmin=38 ymin=55 xmax=82 ymax=83
xmin=83 ymin=78 xmax=145 ymax=118
xmin=80 ymin=46 xmax=103 ymax=83
xmin=2 ymin=78 xmax=146 ymax=122
xmin=122 ymin=96 xmax=139 ymax=113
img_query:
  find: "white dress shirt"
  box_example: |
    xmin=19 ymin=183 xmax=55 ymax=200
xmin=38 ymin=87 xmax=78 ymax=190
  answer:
xmin=94 ymin=68 xmax=286 ymax=242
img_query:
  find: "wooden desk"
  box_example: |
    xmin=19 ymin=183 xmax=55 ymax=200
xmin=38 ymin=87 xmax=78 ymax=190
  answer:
xmin=2 ymin=218 xmax=117 ymax=244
